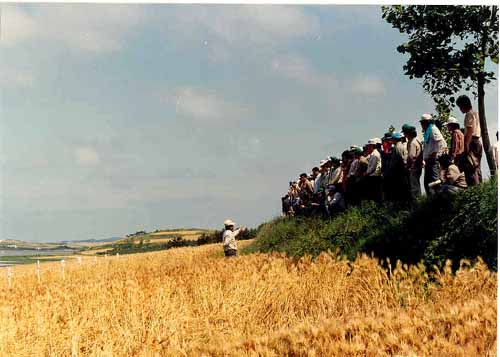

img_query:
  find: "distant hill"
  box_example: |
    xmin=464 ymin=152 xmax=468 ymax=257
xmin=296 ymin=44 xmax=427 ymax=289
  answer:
xmin=2 ymin=229 xmax=215 ymax=252
xmin=59 ymin=237 xmax=122 ymax=244
xmin=0 ymin=239 xmax=64 ymax=250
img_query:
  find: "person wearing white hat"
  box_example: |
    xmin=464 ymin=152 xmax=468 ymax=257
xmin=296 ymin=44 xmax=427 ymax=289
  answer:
xmin=446 ymin=116 xmax=464 ymax=163
xmin=420 ymin=114 xmax=447 ymax=194
xmin=318 ymin=159 xmax=333 ymax=193
xmin=222 ymin=219 xmax=246 ymax=257
xmin=364 ymin=138 xmax=383 ymax=202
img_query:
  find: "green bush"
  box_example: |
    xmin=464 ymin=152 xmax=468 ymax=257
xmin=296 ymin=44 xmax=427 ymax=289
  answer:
xmin=250 ymin=179 xmax=498 ymax=270
xmin=197 ymin=228 xmax=258 ymax=245
xmin=423 ymin=179 xmax=498 ymax=270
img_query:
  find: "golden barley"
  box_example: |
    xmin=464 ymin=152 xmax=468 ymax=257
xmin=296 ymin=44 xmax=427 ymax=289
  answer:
xmin=0 ymin=241 xmax=495 ymax=356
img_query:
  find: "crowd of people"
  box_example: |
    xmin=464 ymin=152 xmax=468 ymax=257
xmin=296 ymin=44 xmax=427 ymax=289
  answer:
xmin=282 ymin=95 xmax=496 ymax=217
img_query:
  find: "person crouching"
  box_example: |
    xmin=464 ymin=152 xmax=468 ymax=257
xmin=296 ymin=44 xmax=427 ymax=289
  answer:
xmin=428 ymin=154 xmax=467 ymax=194
xmin=222 ymin=219 xmax=246 ymax=257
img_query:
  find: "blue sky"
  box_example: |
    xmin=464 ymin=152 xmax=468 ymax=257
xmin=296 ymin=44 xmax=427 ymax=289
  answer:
xmin=1 ymin=4 xmax=498 ymax=242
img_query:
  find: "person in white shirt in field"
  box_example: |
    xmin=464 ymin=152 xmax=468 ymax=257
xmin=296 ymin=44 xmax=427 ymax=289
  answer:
xmin=222 ymin=219 xmax=246 ymax=257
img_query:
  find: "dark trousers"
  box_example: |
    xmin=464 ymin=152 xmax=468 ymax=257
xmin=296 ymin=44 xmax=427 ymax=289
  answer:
xmin=424 ymin=158 xmax=440 ymax=194
xmin=345 ymin=176 xmax=358 ymax=206
xmin=365 ymin=176 xmax=383 ymax=203
xmin=408 ymin=168 xmax=422 ymax=201
xmin=440 ymin=184 xmax=464 ymax=194
xmin=224 ymin=249 xmax=237 ymax=257
xmin=464 ymin=137 xmax=483 ymax=186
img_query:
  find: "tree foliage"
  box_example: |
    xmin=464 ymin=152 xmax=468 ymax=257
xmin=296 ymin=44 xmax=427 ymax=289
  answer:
xmin=382 ymin=5 xmax=498 ymax=174
xmin=382 ymin=5 xmax=498 ymax=107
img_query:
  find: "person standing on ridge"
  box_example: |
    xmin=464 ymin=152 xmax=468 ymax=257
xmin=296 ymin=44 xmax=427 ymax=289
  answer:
xmin=365 ymin=138 xmax=383 ymax=202
xmin=456 ymin=95 xmax=483 ymax=186
xmin=402 ymin=124 xmax=423 ymax=202
xmin=222 ymin=219 xmax=246 ymax=257
xmin=420 ymin=114 xmax=447 ymax=194
xmin=446 ymin=116 xmax=464 ymax=163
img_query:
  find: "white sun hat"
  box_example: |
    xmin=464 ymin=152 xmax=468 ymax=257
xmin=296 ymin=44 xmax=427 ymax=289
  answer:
xmin=420 ymin=113 xmax=433 ymax=121
xmin=447 ymin=116 xmax=459 ymax=125
xmin=319 ymin=159 xmax=329 ymax=166
xmin=224 ymin=219 xmax=235 ymax=226
xmin=367 ymin=138 xmax=377 ymax=145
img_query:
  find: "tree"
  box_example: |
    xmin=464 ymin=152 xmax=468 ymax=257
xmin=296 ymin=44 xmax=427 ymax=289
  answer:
xmin=382 ymin=5 xmax=498 ymax=175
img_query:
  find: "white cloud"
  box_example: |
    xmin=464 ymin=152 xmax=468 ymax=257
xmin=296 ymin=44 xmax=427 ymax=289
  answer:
xmin=349 ymin=75 xmax=386 ymax=96
xmin=75 ymin=147 xmax=100 ymax=166
xmin=162 ymin=6 xmax=320 ymax=60
xmin=162 ymin=86 xmax=248 ymax=125
xmin=272 ymin=54 xmax=337 ymax=88
xmin=272 ymin=58 xmax=385 ymax=97
xmin=1 ymin=5 xmax=37 ymax=46
xmin=2 ymin=5 xmax=317 ymax=59
xmin=1 ymin=5 xmax=145 ymax=54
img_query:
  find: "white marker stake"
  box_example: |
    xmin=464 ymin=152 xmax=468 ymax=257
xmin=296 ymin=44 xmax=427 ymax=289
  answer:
xmin=36 ymin=260 xmax=41 ymax=283
xmin=61 ymin=260 xmax=65 ymax=280
xmin=116 ymin=253 xmax=119 ymax=259
xmin=77 ymin=257 xmax=82 ymax=266
xmin=93 ymin=256 xmax=97 ymax=264
xmin=7 ymin=266 xmax=12 ymax=288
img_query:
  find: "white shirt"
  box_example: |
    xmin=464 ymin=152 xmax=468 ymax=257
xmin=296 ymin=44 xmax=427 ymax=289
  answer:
xmin=313 ymin=174 xmax=322 ymax=194
xmin=348 ymin=159 xmax=359 ymax=177
xmin=423 ymin=125 xmax=447 ymax=160
xmin=464 ymin=110 xmax=481 ymax=138
xmin=326 ymin=167 xmax=342 ymax=186
xmin=222 ymin=228 xmax=240 ymax=251
xmin=366 ymin=149 xmax=382 ymax=176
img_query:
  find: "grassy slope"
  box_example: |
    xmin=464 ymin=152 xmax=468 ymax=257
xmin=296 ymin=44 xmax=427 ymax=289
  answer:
xmin=247 ymin=179 xmax=498 ymax=270
xmin=83 ymin=229 xmax=228 ymax=255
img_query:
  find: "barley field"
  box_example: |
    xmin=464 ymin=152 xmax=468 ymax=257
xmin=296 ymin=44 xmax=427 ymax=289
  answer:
xmin=0 ymin=241 xmax=496 ymax=356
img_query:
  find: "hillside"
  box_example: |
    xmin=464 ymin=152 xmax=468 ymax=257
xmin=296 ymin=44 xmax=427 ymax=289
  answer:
xmin=0 ymin=242 xmax=495 ymax=355
xmin=0 ymin=239 xmax=66 ymax=250
xmin=249 ymin=179 xmax=498 ymax=271
xmin=80 ymin=228 xmax=218 ymax=255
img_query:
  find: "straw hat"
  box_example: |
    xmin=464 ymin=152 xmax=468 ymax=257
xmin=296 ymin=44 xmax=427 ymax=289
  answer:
xmin=224 ymin=219 xmax=235 ymax=227
xmin=420 ymin=113 xmax=433 ymax=122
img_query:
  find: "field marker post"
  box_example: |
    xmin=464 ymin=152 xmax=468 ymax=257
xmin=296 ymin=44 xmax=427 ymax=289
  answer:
xmin=71 ymin=335 xmax=79 ymax=357
xmin=93 ymin=256 xmax=97 ymax=264
xmin=116 ymin=253 xmax=119 ymax=260
xmin=7 ymin=266 xmax=12 ymax=288
xmin=61 ymin=259 xmax=65 ymax=280
xmin=36 ymin=260 xmax=41 ymax=283
xmin=77 ymin=256 xmax=82 ymax=266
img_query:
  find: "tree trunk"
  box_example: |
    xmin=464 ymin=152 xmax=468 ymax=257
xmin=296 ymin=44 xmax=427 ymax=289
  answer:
xmin=478 ymin=6 xmax=497 ymax=177
xmin=477 ymin=73 xmax=496 ymax=177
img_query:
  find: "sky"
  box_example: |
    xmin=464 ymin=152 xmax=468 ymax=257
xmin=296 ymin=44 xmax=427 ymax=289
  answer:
xmin=0 ymin=4 xmax=498 ymax=242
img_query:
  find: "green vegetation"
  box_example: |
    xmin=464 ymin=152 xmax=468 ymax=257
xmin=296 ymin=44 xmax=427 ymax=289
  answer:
xmin=249 ymin=179 xmax=497 ymax=270
xmin=101 ymin=228 xmax=258 ymax=255
xmin=382 ymin=5 xmax=499 ymax=174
